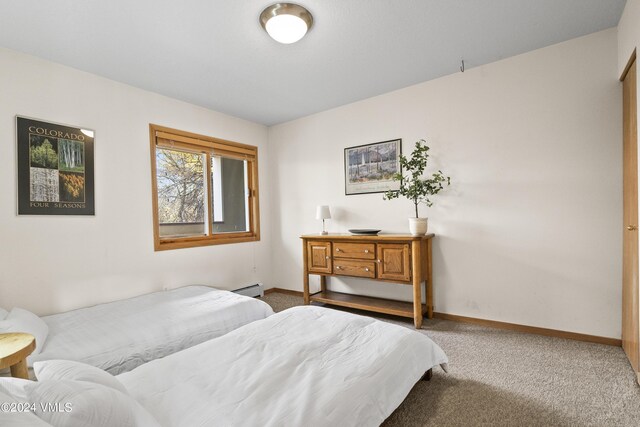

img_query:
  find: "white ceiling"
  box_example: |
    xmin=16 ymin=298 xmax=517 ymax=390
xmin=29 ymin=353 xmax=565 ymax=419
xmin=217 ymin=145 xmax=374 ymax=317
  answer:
xmin=0 ymin=0 xmax=627 ymax=125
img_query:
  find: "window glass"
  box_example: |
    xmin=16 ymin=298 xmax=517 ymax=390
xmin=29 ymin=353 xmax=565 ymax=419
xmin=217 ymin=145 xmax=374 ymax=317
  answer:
xmin=212 ymin=156 xmax=249 ymax=233
xmin=156 ymin=147 xmax=206 ymax=238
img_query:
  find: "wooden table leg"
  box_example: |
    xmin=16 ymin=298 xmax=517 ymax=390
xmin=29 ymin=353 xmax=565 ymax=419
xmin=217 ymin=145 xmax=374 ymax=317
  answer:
xmin=411 ymin=240 xmax=423 ymax=329
xmin=10 ymin=359 xmax=28 ymax=379
xmin=426 ymin=238 xmax=433 ymax=319
xmin=303 ymin=240 xmax=310 ymax=305
xmin=303 ymin=274 xmax=310 ymax=305
xmin=320 ymin=275 xmax=326 ymax=293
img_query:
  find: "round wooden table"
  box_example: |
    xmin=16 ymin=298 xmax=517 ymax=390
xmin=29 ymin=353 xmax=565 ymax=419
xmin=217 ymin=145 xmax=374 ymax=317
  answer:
xmin=0 ymin=333 xmax=36 ymax=379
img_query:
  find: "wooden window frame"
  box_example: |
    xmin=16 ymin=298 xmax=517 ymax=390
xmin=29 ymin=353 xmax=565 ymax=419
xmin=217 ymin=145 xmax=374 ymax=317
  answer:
xmin=150 ymin=124 xmax=260 ymax=251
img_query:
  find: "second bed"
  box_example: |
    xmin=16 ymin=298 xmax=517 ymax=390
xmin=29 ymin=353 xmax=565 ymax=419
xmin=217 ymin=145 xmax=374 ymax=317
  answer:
xmin=30 ymin=286 xmax=274 ymax=374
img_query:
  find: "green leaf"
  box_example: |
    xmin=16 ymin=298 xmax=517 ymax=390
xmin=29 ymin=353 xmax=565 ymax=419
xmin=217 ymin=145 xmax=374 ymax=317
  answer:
xmin=381 ymin=138 xmax=451 ymax=216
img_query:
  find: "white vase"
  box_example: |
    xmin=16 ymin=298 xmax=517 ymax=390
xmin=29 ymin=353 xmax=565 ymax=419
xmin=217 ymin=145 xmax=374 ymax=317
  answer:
xmin=408 ymin=217 xmax=428 ymax=236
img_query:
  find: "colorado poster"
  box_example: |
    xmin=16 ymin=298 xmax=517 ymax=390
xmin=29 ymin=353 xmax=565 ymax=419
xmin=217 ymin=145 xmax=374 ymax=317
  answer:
xmin=17 ymin=117 xmax=95 ymax=215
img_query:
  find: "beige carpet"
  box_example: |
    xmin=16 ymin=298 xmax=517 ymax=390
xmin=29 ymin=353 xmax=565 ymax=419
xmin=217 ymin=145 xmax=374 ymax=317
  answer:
xmin=261 ymin=292 xmax=640 ymax=426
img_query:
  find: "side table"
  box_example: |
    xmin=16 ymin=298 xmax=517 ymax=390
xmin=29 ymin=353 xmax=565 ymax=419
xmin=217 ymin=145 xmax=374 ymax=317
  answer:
xmin=0 ymin=333 xmax=36 ymax=379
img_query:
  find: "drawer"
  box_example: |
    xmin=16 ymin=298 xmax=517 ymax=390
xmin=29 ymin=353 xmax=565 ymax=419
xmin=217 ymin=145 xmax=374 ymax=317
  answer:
xmin=334 ymin=259 xmax=376 ymax=278
xmin=333 ymin=242 xmax=375 ymax=260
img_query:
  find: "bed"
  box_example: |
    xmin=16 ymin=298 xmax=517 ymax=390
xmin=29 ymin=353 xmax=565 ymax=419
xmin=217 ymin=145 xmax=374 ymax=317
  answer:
xmin=2 ymin=305 xmax=449 ymax=426
xmin=0 ymin=305 xmax=447 ymax=427
xmin=122 ymin=305 xmax=448 ymax=426
xmin=1 ymin=286 xmax=274 ymax=375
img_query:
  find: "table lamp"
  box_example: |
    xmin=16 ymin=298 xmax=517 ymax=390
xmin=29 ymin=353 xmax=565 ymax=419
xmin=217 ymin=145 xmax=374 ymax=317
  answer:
xmin=316 ymin=205 xmax=331 ymax=235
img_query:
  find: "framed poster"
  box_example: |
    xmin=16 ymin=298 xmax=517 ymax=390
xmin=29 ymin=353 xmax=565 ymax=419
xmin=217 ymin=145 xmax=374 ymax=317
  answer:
xmin=16 ymin=116 xmax=95 ymax=215
xmin=344 ymin=138 xmax=401 ymax=195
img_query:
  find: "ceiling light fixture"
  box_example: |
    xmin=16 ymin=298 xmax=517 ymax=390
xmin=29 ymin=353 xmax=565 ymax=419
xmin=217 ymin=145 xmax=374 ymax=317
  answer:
xmin=260 ymin=3 xmax=313 ymax=44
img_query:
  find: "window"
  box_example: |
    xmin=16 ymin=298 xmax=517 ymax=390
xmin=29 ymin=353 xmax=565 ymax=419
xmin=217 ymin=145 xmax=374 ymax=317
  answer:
xmin=150 ymin=124 xmax=260 ymax=250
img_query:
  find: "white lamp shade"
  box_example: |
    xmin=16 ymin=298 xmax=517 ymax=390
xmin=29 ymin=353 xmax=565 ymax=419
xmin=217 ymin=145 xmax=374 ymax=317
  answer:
xmin=316 ymin=205 xmax=331 ymax=220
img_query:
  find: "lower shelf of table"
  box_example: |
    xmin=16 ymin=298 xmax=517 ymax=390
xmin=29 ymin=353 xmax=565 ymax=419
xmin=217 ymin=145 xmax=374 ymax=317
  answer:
xmin=309 ymin=290 xmax=426 ymax=318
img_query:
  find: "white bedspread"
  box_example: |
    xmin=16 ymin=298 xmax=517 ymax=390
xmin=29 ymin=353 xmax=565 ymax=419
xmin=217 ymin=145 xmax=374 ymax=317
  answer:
xmin=31 ymin=286 xmax=274 ymax=375
xmin=118 ymin=306 xmax=448 ymax=427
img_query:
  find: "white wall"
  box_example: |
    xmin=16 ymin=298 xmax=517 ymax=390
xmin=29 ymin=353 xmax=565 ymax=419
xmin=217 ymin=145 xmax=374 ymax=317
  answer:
xmin=269 ymin=29 xmax=622 ymax=338
xmin=618 ymin=0 xmax=640 ymax=77
xmin=0 ymin=47 xmax=273 ymax=316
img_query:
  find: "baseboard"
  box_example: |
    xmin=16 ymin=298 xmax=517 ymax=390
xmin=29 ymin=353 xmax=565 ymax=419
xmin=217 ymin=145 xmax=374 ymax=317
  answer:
xmin=432 ymin=312 xmax=621 ymax=347
xmin=263 ymin=289 xmax=621 ymax=347
xmin=264 ymin=287 xmax=304 ymax=297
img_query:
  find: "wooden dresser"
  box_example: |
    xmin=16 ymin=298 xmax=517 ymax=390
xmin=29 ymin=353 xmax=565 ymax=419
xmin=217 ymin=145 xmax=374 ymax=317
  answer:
xmin=300 ymin=233 xmax=434 ymax=328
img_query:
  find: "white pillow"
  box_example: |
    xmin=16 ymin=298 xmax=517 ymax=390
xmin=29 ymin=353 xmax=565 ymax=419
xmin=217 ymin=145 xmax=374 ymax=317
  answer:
xmin=0 ymin=308 xmax=8 ymax=320
xmin=0 ymin=377 xmax=30 ymax=402
xmin=0 ymin=381 xmax=51 ymax=426
xmin=0 ymin=308 xmax=49 ymax=355
xmin=34 ymin=360 xmax=129 ymax=395
xmin=26 ymin=380 xmax=160 ymax=427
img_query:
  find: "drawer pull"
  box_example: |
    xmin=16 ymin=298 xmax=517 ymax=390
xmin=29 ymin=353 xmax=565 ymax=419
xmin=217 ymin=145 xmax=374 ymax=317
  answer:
xmin=336 ymin=248 xmax=341 ymax=252
xmin=376 ymin=259 xmax=381 ymax=263
xmin=364 ymin=249 xmax=369 ymax=253
xmin=364 ymin=267 xmax=370 ymax=272
xmin=325 ymin=256 xmax=330 ymax=260
xmin=336 ymin=266 xmax=342 ymax=270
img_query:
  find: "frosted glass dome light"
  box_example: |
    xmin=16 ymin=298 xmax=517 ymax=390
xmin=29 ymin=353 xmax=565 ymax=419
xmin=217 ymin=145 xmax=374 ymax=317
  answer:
xmin=260 ymin=3 xmax=313 ymax=44
xmin=265 ymin=14 xmax=307 ymax=44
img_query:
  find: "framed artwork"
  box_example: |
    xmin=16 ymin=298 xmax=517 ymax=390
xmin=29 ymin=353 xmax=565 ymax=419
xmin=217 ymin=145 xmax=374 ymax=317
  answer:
xmin=344 ymin=138 xmax=401 ymax=195
xmin=16 ymin=116 xmax=95 ymax=215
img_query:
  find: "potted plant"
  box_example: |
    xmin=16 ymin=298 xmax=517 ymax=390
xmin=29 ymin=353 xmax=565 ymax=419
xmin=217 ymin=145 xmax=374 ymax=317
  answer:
xmin=384 ymin=139 xmax=451 ymax=235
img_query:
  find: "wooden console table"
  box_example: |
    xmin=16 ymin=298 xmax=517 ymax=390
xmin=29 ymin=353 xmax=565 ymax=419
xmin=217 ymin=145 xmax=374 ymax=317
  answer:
xmin=301 ymin=233 xmax=434 ymax=328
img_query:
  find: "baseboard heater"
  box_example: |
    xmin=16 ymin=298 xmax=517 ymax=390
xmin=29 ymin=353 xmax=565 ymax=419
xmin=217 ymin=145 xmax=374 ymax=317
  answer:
xmin=232 ymin=283 xmax=264 ymax=298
